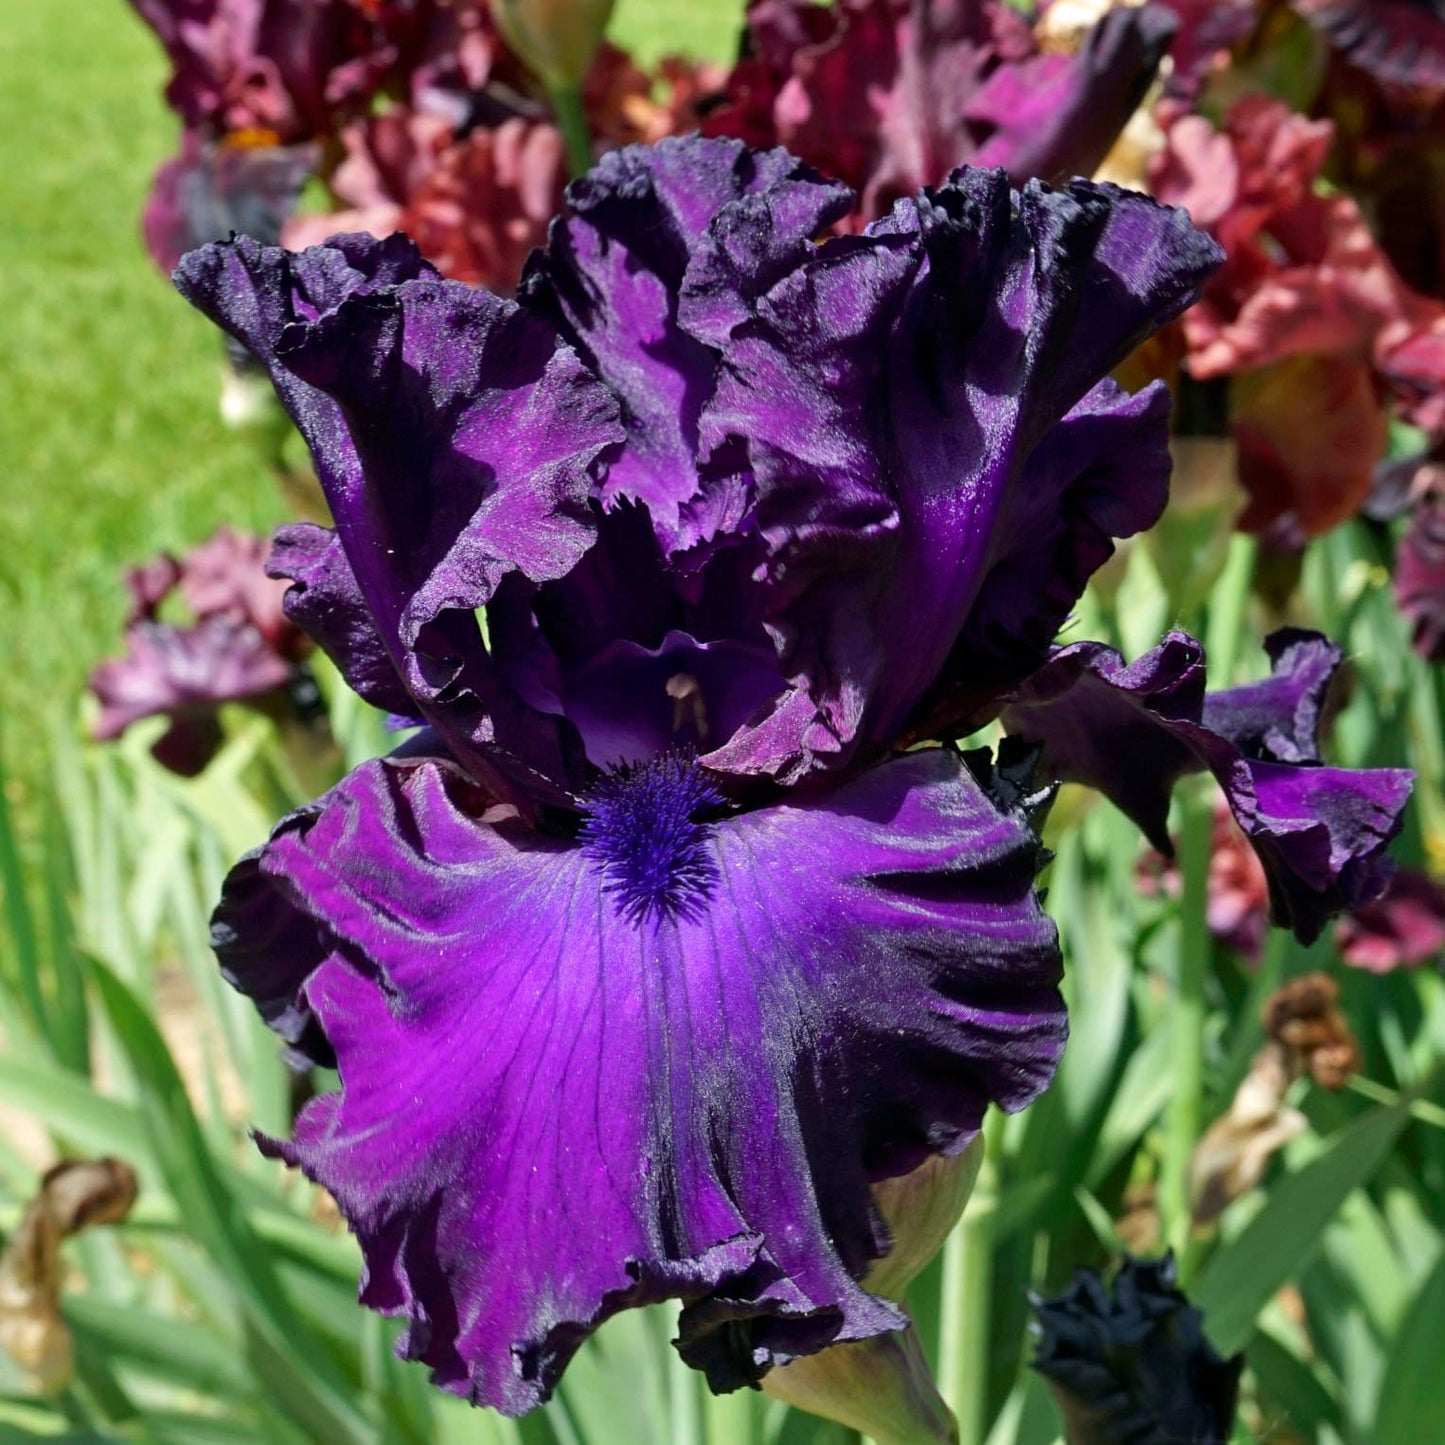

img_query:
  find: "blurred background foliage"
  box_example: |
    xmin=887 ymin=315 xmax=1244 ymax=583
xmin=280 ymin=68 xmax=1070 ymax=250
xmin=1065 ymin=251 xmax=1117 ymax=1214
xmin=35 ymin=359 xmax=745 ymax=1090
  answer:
xmin=1 ymin=1 xmax=1443 ymax=1443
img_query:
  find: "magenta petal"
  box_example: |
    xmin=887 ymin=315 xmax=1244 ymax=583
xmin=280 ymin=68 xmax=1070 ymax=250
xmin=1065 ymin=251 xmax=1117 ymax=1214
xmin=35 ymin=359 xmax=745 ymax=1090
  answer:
xmin=969 ymin=5 xmax=1178 ymax=185
xmin=216 ymin=748 xmax=1064 ymax=1411
xmin=1003 ymin=630 xmax=1413 ymax=943
xmin=1397 ymin=479 xmax=1445 ymax=663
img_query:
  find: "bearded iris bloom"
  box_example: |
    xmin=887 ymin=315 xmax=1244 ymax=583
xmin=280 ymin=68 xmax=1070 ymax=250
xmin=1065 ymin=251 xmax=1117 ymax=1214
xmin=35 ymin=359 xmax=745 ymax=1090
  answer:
xmin=175 ymin=135 xmax=1407 ymax=1414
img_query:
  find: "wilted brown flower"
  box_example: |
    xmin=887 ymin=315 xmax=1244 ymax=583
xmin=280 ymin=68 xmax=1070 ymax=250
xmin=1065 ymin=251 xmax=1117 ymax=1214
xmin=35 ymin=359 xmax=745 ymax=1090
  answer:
xmin=0 ymin=1159 xmax=139 ymax=1395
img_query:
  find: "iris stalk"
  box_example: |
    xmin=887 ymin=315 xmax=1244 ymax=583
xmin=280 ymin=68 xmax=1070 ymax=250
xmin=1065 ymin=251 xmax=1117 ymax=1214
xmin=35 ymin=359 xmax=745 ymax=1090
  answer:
xmin=940 ymin=1136 xmax=996 ymax=1445
xmin=1161 ymin=784 xmax=1214 ymax=1270
xmin=549 ymin=85 xmax=594 ymax=178
xmin=1203 ymin=533 xmax=1258 ymax=689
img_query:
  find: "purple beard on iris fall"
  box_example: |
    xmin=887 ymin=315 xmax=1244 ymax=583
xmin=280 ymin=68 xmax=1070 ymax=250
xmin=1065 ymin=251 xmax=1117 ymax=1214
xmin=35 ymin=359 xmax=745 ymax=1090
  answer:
xmin=175 ymin=135 xmax=1408 ymax=1415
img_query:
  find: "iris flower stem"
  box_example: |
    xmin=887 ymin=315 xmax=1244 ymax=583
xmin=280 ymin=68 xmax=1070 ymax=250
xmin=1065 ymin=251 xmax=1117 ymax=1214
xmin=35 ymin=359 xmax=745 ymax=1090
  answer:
xmin=1202 ymin=533 xmax=1258 ymax=687
xmin=1160 ymin=786 xmax=1214 ymax=1270
xmin=939 ymin=1146 xmax=995 ymax=1445
xmin=702 ymin=1380 xmax=755 ymax=1445
xmin=549 ymin=84 xmax=594 ymax=179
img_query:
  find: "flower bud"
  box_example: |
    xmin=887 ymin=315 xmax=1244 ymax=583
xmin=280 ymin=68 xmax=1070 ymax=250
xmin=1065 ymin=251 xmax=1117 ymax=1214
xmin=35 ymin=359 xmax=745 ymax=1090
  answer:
xmin=1030 ymin=1254 xmax=1243 ymax=1445
xmin=761 ymin=1327 xmax=958 ymax=1445
xmin=489 ymin=0 xmax=615 ymax=90
xmin=755 ymin=1141 xmax=983 ymax=1442
xmin=868 ymin=1139 xmax=984 ymax=1301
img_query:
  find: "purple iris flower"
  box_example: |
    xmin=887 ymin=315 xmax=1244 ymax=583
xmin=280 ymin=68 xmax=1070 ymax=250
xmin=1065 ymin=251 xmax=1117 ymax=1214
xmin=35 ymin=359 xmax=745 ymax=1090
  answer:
xmin=173 ymin=136 xmax=1405 ymax=1413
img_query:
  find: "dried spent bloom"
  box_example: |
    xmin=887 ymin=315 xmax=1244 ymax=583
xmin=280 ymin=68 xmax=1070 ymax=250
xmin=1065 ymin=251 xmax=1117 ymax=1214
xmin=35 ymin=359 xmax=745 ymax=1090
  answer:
xmin=1263 ymin=971 xmax=1360 ymax=1087
xmin=0 ymin=1160 xmax=139 ymax=1395
xmin=704 ymin=0 xmax=1178 ymax=222
xmin=1192 ymin=972 xmax=1358 ymax=1222
xmin=173 ymin=135 xmax=1401 ymax=1414
xmin=89 ymin=528 xmax=310 ymax=776
xmin=1190 ymin=1042 xmax=1308 ymax=1226
xmin=1030 ymin=1254 xmax=1244 ymax=1445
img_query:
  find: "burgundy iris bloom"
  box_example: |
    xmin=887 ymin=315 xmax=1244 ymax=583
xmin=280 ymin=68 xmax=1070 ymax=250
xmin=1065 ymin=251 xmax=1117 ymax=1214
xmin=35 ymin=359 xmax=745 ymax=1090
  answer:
xmin=704 ymin=0 xmax=1178 ymax=222
xmin=174 ymin=137 xmax=1403 ymax=1413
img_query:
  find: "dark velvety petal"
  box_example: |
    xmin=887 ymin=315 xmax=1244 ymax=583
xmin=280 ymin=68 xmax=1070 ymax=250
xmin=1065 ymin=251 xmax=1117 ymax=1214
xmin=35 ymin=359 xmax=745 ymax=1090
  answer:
xmin=89 ymin=618 xmax=295 ymax=774
xmin=1002 ymin=632 xmax=1208 ymax=854
xmin=1201 ymin=628 xmax=1340 ymax=762
xmin=267 ymin=524 xmax=413 ymax=715
xmin=1002 ymin=631 xmax=1413 ymax=942
xmin=702 ymin=171 xmax=1220 ymax=779
xmin=969 ymin=5 xmax=1178 ymax=186
xmin=212 ymin=836 xmax=335 ymax=1066
xmin=514 ymin=629 xmax=786 ymax=769
xmin=939 ymin=377 xmax=1175 ymax=703
xmin=523 ymin=136 xmax=850 ymax=556
xmin=217 ymin=747 xmax=1064 ymax=1412
xmin=175 ymin=234 xmax=624 ymax=807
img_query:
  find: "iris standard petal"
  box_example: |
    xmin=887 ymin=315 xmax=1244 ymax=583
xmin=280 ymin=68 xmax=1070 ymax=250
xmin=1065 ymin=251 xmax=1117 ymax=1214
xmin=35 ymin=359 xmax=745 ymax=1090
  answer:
xmin=214 ymin=746 xmax=1064 ymax=1412
xmin=1002 ymin=630 xmax=1412 ymax=942
xmin=523 ymin=136 xmax=851 ymax=556
xmin=266 ymin=523 xmax=413 ymax=716
xmin=176 ymin=233 xmax=625 ymax=807
xmin=702 ymin=169 xmax=1219 ymax=777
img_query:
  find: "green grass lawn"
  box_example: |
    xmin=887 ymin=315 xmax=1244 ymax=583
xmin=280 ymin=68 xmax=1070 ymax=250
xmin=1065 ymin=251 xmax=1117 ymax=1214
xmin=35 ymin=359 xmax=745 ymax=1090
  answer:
xmin=0 ymin=0 xmax=743 ymax=796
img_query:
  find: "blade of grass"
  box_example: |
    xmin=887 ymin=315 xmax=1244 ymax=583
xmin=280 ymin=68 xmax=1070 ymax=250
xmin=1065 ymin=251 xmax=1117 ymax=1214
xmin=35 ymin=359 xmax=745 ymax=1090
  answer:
xmin=88 ymin=957 xmax=377 ymax=1445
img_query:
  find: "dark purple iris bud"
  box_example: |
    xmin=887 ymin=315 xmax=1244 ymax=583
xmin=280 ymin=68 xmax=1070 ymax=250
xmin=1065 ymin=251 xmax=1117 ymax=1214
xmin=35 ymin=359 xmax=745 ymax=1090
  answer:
xmin=704 ymin=0 xmax=1177 ymax=221
xmin=89 ymin=528 xmax=308 ymax=776
xmin=1030 ymin=1254 xmax=1244 ymax=1445
xmin=1291 ymin=0 xmax=1445 ymax=98
xmin=1004 ymin=629 xmax=1413 ymax=944
xmin=169 ymin=135 xmax=1239 ymax=1413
